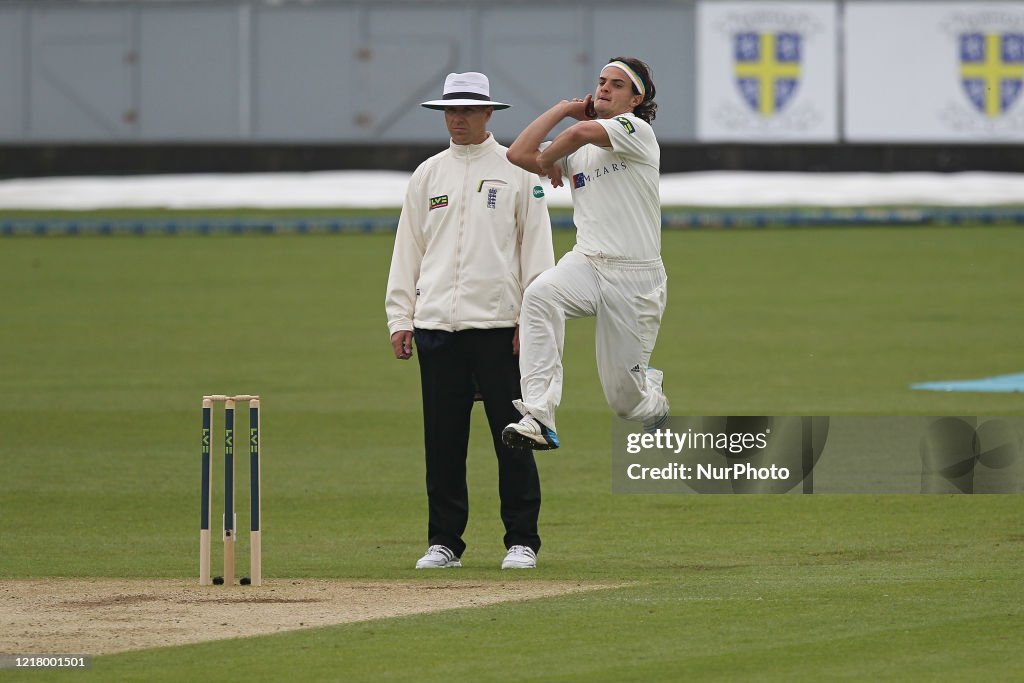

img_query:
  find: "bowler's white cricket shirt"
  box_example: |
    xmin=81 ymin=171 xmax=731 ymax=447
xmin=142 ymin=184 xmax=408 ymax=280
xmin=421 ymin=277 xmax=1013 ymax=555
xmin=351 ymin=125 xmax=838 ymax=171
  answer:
xmin=558 ymin=113 xmax=661 ymax=260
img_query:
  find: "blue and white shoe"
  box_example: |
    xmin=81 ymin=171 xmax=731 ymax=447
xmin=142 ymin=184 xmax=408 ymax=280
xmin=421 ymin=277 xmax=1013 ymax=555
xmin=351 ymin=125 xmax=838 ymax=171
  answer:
xmin=415 ymin=545 xmax=461 ymax=569
xmin=502 ymin=415 xmax=560 ymax=450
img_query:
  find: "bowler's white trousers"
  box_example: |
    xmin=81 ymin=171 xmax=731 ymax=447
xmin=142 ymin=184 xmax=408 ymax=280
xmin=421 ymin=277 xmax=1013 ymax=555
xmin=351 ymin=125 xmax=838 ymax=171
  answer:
xmin=514 ymin=249 xmax=669 ymax=432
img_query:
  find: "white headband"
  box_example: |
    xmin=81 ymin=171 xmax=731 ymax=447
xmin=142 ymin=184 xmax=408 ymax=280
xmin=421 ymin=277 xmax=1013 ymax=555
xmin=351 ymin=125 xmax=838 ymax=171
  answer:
xmin=603 ymin=61 xmax=645 ymax=99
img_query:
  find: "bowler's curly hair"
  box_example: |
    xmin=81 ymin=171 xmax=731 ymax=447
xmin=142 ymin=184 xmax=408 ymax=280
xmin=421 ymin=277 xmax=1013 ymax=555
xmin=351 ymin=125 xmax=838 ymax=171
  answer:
xmin=608 ymin=56 xmax=657 ymax=123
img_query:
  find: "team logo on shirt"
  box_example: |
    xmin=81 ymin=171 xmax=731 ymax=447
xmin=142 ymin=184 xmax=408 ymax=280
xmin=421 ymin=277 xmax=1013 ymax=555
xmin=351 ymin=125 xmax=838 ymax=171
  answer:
xmin=486 ymin=187 xmax=498 ymax=209
xmin=533 ymin=185 xmax=545 ymax=198
xmin=429 ymin=195 xmax=448 ymax=210
xmin=571 ymin=161 xmax=628 ymax=191
xmin=615 ymin=116 xmax=636 ymax=134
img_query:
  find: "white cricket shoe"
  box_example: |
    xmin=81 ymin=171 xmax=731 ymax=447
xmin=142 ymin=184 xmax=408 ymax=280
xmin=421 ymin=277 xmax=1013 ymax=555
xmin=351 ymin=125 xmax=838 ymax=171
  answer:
xmin=501 ymin=545 xmax=537 ymax=569
xmin=502 ymin=415 xmax=560 ymax=450
xmin=415 ymin=545 xmax=462 ymax=569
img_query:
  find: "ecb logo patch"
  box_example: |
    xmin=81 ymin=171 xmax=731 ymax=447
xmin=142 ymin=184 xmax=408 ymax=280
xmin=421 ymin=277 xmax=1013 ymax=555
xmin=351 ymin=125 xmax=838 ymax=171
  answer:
xmin=429 ymin=195 xmax=448 ymax=210
xmin=572 ymin=173 xmax=587 ymax=189
xmin=734 ymin=31 xmax=802 ymax=116
xmin=959 ymin=33 xmax=1024 ymax=118
xmin=486 ymin=187 xmax=497 ymax=209
xmin=615 ymin=116 xmax=636 ymax=134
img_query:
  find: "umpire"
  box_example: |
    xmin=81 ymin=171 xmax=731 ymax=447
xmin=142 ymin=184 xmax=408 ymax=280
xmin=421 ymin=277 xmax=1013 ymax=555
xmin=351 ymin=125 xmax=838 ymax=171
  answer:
xmin=385 ymin=72 xmax=555 ymax=570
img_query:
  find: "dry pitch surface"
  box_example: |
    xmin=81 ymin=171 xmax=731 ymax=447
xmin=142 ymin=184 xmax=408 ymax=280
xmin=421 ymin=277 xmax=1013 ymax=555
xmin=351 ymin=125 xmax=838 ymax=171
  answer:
xmin=2 ymin=579 xmax=612 ymax=656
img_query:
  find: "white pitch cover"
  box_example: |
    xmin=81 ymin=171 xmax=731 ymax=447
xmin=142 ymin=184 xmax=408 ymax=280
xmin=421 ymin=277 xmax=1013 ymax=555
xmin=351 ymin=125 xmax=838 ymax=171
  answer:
xmin=696 ymin=1 xmax=839 ymax=142
xmin=845 ymin=2 xmax=1024 ymax=142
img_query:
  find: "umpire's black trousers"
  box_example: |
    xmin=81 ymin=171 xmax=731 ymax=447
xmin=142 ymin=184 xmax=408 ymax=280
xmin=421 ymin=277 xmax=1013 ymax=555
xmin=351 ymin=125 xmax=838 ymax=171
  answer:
xmin=415 ymin=327 xmax=541 ymax=558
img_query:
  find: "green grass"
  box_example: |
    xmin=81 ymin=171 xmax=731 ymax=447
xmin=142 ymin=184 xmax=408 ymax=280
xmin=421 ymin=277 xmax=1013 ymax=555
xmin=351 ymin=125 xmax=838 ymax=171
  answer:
xmin=1 ymin=226 xmax=1022 ymax=681
xmin=0 ymin=207 xmax=405 ymax=219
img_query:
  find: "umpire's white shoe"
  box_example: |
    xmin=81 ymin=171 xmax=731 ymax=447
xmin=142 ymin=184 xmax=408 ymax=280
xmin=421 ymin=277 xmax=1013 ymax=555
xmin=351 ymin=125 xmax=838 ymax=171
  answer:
xmin=502 ymin=415 xmax=560 ymax=450
xmin=415 ymin=545 xmax=462 ymax=569
xmin=501 ymin=545 xmax=537 ymax=569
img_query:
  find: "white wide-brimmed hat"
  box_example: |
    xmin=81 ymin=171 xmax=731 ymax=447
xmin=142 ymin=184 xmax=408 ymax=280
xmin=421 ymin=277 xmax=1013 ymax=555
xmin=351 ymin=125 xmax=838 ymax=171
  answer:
xmin=421 ymin=72 xmax=511 ymax=110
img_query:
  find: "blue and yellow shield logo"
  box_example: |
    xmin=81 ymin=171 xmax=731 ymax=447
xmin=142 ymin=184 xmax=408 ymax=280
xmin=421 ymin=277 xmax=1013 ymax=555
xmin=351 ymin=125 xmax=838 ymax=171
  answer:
xmin=734 ymin=32 xmax=802 ymax=116
xmin=960 ymin=33 xmax=1024 ymax=118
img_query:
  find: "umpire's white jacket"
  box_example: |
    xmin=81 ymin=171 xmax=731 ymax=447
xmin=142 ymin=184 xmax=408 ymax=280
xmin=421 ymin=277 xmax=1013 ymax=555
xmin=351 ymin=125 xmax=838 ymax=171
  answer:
xmin=386 ymin=134 xmax=554 ymax=335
